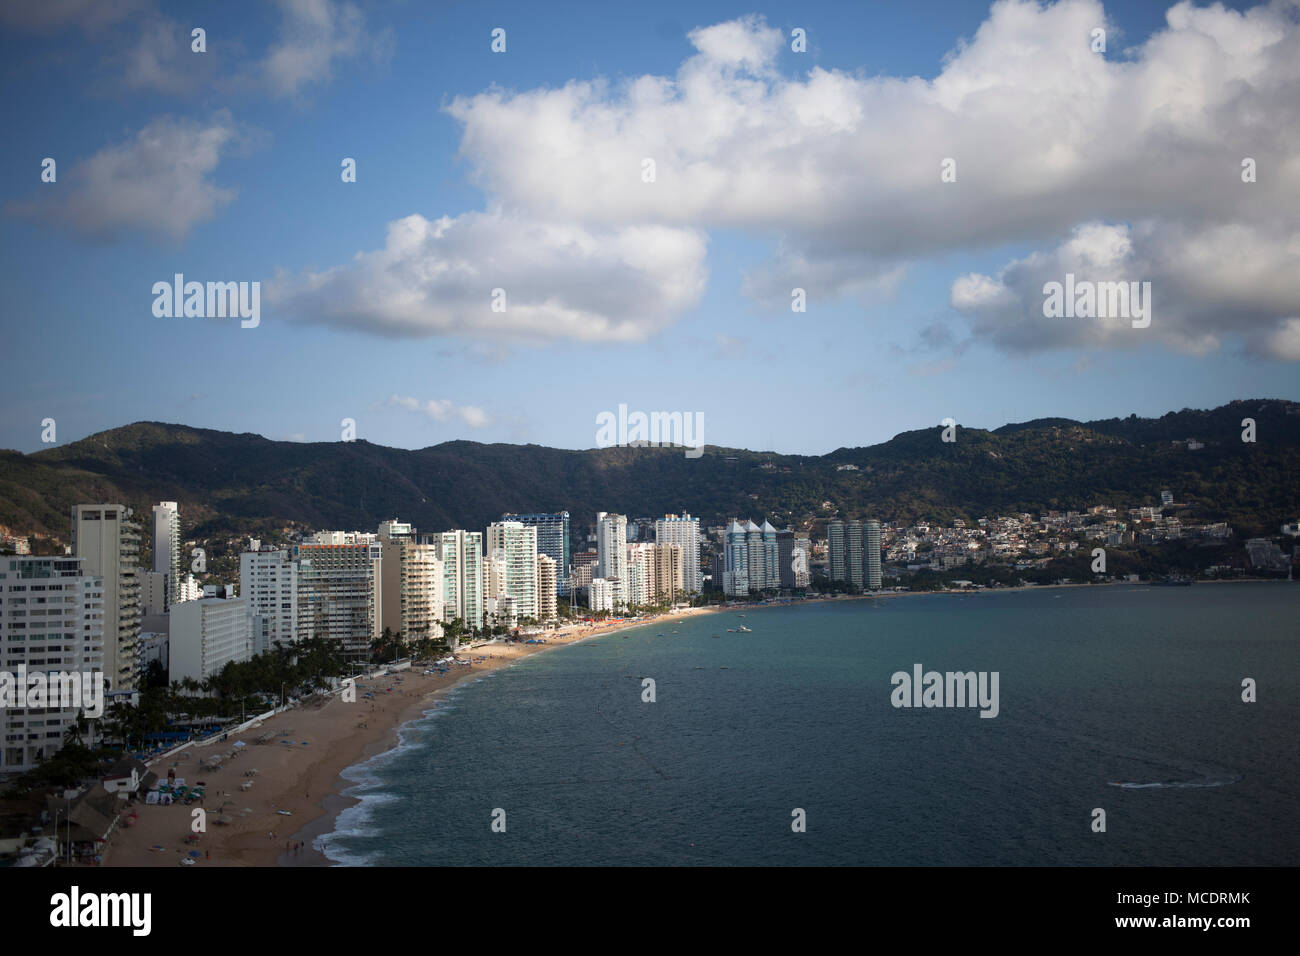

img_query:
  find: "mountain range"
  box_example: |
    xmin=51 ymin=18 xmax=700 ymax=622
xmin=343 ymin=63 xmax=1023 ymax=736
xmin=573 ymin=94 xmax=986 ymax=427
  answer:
xmin=1 ymin=399 xmax=1297 ymax=542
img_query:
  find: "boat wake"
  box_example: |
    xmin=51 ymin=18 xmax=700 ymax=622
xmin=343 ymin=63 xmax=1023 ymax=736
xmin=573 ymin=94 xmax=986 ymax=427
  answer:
xmin=1108 ymin=772 xmax=1242 ymax=790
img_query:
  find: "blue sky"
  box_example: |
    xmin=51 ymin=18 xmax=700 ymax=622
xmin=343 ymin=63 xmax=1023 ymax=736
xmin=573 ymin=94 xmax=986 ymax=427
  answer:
xmin=2 ymin=0 xmax=1296 ymax=456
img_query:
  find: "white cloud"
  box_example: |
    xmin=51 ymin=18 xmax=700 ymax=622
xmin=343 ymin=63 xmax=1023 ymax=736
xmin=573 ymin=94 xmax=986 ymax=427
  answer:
xmin=10 ymin=111 xmax=245 ymax=240
xmin=437 ymin=1 xmax=1300 ymax=352
xmin=949 ymin=220 xmax=1300 ymax=357
xmin=685 ymin=14 xmax=783 ymax=73
xmin=261 ymin=0 xmax=393 ymax=98
xmin=385 ymin=394 xmax=493 ymax=428
xmin=269 ymin=211 xmax=708 ymax=343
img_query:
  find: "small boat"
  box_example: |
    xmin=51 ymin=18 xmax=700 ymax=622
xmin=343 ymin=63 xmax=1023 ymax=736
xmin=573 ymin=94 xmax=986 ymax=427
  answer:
xmin=736 ymin=626 xmax=752 ymax=633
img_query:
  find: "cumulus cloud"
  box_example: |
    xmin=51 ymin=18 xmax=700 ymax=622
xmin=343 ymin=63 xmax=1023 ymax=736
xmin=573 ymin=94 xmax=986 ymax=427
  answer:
xmin=268 ymin=211 xmax=708 ymax=343
xmin=9 ymin=111 xmax=246 ymax=240
xmin=385 ymin=395 xmax=493 ymax=429
xmin=266 ymin=1 xmax=1300 ymax=354
xmin=436 ymin=0 xmax=1300 ymax=354
xmin=951 ymin=220 xmax=1300 ymax=356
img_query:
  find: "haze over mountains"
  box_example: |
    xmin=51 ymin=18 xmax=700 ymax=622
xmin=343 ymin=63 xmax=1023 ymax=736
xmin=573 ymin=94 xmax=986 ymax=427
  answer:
xmin=2 ymin=399 xmax=1297 ymax=541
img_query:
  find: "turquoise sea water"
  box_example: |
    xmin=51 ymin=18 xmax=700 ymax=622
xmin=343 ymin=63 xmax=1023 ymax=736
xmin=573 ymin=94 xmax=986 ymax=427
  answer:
xmin=319 ymin=584 xmax=1300 ymax=866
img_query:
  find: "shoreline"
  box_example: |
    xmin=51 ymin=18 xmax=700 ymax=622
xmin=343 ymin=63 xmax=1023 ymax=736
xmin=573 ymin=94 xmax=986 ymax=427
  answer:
xmin=101 ymin=604 xmax=721 ymax=867
xmin=102 ymin=578 xmax=1286 ymax=867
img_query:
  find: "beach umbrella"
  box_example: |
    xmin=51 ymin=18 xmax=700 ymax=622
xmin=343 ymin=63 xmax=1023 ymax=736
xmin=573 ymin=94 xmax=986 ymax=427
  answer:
xmin=189 ymin=850 xmax=201 ymax=857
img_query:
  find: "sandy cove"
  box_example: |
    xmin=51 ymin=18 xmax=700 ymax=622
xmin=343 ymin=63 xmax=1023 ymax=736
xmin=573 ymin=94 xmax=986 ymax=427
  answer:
xmin=101 ymin=606 xmax=720 ymax=867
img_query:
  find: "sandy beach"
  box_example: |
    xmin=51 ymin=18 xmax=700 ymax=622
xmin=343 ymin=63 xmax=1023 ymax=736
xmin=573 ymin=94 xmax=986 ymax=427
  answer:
xmin=101 ymin=606 xmax=720 ymax=867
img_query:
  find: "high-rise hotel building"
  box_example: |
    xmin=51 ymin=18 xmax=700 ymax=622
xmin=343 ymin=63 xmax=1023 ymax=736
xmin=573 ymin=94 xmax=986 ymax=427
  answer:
xmin=151 ymin=501 xmax=181 ymax=604
xmin=536 ymin=554 xmax=557 ymax=622
xmin=502 ymin=512 xmax=569 ymax=597
xmin=596 ymin=513 xmax=628 ymax=610
xmin=294 ymin=536 xmax=382 ymax=661
xmin=865 ymin=519 xmax=883 ymax=590
xmin=71 ymin=504 xmax=141 ymax=691
xmin=654 ymin=513 xmax=701 ymax=593
xmin=437 ymin=530 xmax=483 ymax=631
xmin=0 ymin=556 xmax=104 ymax=773
xmin=828 ymin=519 xmax=846 ymax=583
xmin=377 ymin=521 xmax=444 ymax=644
xmin=486 ymin=521 xmax=539 ymax=621
xmin=827 ymin=518 xmax=877 ymax=591
xmin=240 ymin=543 xmax=299 ymax=654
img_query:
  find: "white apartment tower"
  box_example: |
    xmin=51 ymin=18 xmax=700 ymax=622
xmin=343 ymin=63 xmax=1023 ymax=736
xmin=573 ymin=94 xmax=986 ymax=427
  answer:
xmin=486 ymin=521 xmax=539 ymax=621
xmin=240 ymin=545 xmax=299 ymax=654
xmin=0 ymin=556 xmax=104 ymax=773
xmin=151 ymin=501 xmax=181 ymax=604
xmin=437 ymin=531 xmax=484 ymax=631
xmin=625 ymin=542 xmax=654 ymax=608
xmin=596 ymin=513 xmax=628 ymax=610
xmin=71 ymin=504 xmax=141 ymax=691
xmin=655 ymin=513 xmax=701 ymax=593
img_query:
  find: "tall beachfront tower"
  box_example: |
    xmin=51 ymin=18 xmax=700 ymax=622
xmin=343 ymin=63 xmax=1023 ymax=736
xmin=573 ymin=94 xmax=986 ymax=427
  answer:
xmin=71 ymin=504 xmax=142 ymax=691
xmin=293 ymin=536 xmax=382 ymax=661
xmin=722 ymin=520 xmax=749 ymax=597
xmin=776 ymin=529 xmax=795 ymax=589
xmin=438 ymin=530 xmax=484 ymax=631
xmin=0 ymin=556 xmax=104 ymax=773
xmin=487 ymin=521 xmax=540 ymax=621
xmin=240 ymin=544 xmax=298 ymax=654
xmin=827 ymin=518 xmax=846 ymax=584
xmin=536 ymin=555 xmax=558 ymax=622
xmin=865 ymin=519 xmax=883 ymax=590
xmin=596 ymin=513 xmax=628 ymax=610
xmin=151 ymin=501 xmax=181 ymax=604
xmin=503 ymin=512 xmax=570 ymax=597
xmin=654 ymin=513 xmax=701 ymax=594
xmin=846 ymin=520 xmax=865 ymax=590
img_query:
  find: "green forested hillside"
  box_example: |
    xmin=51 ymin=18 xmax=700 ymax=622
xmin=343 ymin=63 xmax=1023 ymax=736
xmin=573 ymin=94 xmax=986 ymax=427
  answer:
xmin=1 ymin=399 xmax=1296 ymax=540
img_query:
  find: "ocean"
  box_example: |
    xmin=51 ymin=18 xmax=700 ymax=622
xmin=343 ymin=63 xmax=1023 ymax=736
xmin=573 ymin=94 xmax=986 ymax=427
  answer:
xmin=318 ymin=584 xmax=1300 ymax=866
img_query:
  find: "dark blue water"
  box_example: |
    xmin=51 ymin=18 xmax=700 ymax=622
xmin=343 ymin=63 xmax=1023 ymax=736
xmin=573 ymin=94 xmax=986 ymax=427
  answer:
xmin=319 ymin=584 xmax=1300 ymax=865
